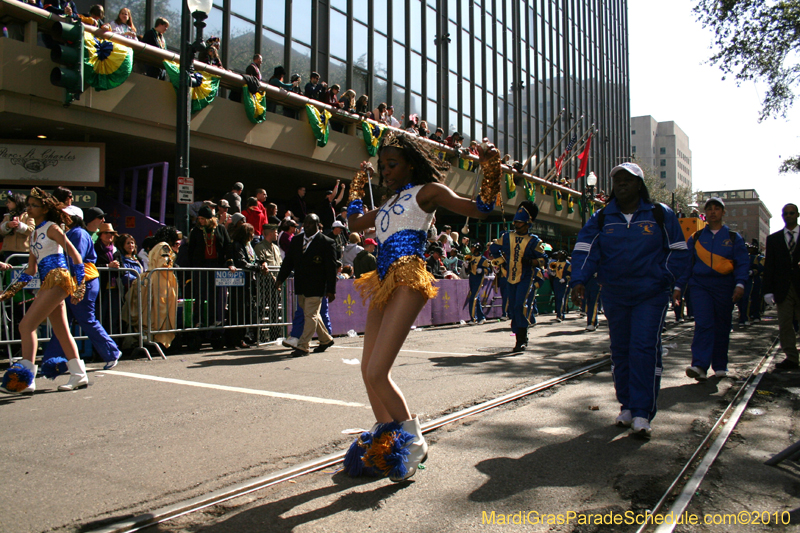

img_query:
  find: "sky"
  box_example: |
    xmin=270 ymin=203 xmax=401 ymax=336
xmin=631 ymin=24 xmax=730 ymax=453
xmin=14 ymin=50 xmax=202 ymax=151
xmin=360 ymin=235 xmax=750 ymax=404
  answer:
xmin=628 ymin=0 xmax=798 ymax=233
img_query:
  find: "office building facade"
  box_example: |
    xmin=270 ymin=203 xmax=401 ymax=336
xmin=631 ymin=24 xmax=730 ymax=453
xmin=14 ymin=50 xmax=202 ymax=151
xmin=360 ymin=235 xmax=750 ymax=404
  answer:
xmin=630 ymin=115 xmax=692 ymax=192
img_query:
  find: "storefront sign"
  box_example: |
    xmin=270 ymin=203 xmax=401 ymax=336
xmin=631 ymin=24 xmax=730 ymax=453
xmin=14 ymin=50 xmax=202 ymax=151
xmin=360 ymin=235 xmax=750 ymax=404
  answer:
xmin=0 ymin=140 xmax=105 ymax=186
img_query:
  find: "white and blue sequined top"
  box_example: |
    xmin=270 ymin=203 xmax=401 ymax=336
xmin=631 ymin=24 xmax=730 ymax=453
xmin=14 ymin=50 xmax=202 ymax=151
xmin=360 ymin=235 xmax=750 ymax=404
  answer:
xmin=375 ymin=184 xmax=435 ymax=279
xmin=31 ymin=221 xmax=68 ymax=280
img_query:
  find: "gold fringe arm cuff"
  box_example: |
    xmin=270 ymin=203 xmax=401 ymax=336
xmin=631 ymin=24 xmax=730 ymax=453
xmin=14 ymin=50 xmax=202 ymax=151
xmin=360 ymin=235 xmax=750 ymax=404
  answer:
xmin=72 ymin=281 xmax=86 ymax=302
xmin=0 ymin=281 xmax=29 ymax=302
xmin=349 ymin=170 xmax=369 ymax=201
xmin=353 ymin=256 xmax=438 ymax=310
xmin=478 ymin=150 xmax=502 ymax=206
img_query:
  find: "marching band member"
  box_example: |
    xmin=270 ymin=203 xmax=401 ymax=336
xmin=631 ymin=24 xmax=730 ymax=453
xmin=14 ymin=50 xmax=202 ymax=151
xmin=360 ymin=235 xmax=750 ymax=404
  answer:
xmin=0 ymin=188 xmax=87 ymax=394
xmin=343 ymin=133 xmax=497 ymax=481
xmin=549 ymin=250 xmax=571 ymax=322
xmin=571 ymin=163 xmax=689 ymax=438
xmin=464 ymin=241 xmax=491 ymax=324
xmin=489 ymin=201 xmax=548 ymax=352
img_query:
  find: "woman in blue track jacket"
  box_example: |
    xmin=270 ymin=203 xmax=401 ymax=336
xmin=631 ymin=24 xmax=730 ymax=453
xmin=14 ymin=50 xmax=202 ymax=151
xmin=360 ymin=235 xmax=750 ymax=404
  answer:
xmin=674 ymin=197 xmax=749 ymax=381
xmin=570 ymin=162 xmax=690 ymax=438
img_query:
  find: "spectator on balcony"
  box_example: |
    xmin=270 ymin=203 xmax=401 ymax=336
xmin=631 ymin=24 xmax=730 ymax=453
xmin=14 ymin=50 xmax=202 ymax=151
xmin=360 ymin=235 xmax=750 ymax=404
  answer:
xmin=318 ymin=179 xmax=345 ymax=230
xmin=430 ymin=127 xmax=445 ymax=143
xmin=418 ymin=120 xmax=431 ymax=138
xmin=371 ymin=102 xmax=387 ymax=124
xmin=304 ymin=72 xmax=325 ymax=101
xmin=386 ymin=105 xmax=401 ymax=128
xmin=199 ymin=37 xmax=223 ymax=68
xmin=223 ymin=182 xmax=243 ymax=214
xmin=77 ymin=4 xmax=111 ymax=31
xmin=246 ymin=54 xmax=262 ymax=81
xmin=322 ymin=84 xmax=343 ymax=109
xmin=355 ymin=94 xmax=370 ymax=116
xmin=45 ymin=0 xmax=76 ymax=16
xmin=445 ymin=131 xmax=463 ymax=148
xmin=339 ymin=89 xmax=356 ymax=112
xmin=110 ymin=8 xmax=137 ymax=39
xmin=142 ymin=17 xmax=169 ymax=80
xmin=287 ymin=186 xmax=308 ymax=223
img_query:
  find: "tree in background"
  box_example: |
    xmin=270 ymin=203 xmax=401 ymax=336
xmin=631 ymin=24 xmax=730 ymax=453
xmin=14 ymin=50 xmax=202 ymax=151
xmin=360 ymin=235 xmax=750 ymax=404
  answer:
xmin=694 ymin=0 xmax=800 ymax=173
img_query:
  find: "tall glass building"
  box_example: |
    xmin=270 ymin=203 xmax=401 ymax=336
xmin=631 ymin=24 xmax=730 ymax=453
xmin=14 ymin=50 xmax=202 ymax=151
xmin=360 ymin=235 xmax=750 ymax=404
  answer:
xmin=106 ymin=0 xmax=630 ymax=190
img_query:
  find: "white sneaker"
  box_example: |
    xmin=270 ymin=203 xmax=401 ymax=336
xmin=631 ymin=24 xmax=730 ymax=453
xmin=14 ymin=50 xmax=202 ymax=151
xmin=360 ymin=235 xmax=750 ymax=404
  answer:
xmin=282 ymin=337 xmax=299 ymax=349
xmin=744 ymin=320 xmax=751 ymax=326
xmin=585 ymin=324 xmax=596 ymax=332
xmin=715 ymin=370 xmax=729 ymax=378
xmin=631 ymin=417 xmax=652 ymax=438
xmin=615 ymin=409 xmax=632 ymax=427
xmin=685 ymin=366 xmax=708 ymax=381
xmin=477 ymin=319 xmax=486 ymax=325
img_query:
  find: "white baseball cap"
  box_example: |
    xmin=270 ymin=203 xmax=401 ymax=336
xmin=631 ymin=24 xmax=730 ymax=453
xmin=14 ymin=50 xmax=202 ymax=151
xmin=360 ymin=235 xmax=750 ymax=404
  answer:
xmin=63 ymin=205 xmax=84 ymax=220
xmin=610 ymin=162 xmax=644 ymax=180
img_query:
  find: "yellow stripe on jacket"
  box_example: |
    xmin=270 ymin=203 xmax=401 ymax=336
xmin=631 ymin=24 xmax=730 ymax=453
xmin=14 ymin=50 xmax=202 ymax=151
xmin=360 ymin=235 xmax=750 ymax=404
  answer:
xmin=694 ymin=240 xmax=734 ymax=275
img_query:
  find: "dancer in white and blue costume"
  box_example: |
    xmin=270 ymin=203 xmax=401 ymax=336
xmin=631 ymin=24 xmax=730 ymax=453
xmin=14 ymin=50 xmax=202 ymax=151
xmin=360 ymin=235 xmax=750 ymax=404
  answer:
xmin=0 ymin=188 xmax=88 ymax=395
xmin=344 ymin=132 xmax=499 ymax=481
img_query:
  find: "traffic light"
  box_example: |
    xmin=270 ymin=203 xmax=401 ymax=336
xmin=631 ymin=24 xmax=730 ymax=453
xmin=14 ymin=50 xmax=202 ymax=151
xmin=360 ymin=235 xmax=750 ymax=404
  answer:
xmin=50 ymin=21 xmax=85 ymax=103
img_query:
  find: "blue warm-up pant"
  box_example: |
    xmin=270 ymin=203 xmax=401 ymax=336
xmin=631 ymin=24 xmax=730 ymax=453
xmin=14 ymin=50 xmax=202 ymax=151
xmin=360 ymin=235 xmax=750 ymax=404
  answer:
xmin=290 ymin=296 xmax=332 ymax=338
xmin=467 ymin=275 xmax=486 ymax=322
xmin=553 ymin=279 xmax=568 ymax=319
xmin=689 ymin=280 xmax=734 ymax=373
xmin=603 ymin=292 xmax=669 ymax=421
xmin=42 ymin=277 xmax=120 ymax=363
xmin=498 ymin=276 xmax=509 ymax=318
xmin=507 ymin=279 xmax=532 ymax=329
xmin=585 ymin=285 xmax=601 ymax=328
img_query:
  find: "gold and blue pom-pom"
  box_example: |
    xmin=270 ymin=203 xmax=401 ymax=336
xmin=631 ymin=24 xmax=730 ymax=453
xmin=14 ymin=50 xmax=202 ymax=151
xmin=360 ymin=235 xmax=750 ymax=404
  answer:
xmin=41 ymin=357 xmax=69 ymax=380
xmin=1 ymin=363 xmax=34 ymax=392
xmin=343 ymin=431 xmax=379 ymax=477
xmin=362 ymin=422 xmax=415 ymax=479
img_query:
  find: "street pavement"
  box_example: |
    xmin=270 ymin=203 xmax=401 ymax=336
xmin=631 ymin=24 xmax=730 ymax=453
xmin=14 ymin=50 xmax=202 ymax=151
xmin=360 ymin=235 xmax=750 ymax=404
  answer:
xmin=1 ymin=311 xmax=797 ymax=533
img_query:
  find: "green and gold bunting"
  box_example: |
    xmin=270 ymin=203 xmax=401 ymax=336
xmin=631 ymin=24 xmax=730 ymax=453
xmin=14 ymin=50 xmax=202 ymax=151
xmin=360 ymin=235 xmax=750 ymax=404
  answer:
xmin=523 ymin=179 xmax=536 ymax=201
xmin=567 ymin=195 xmax=574 ymax=214
xmin=505 ymin=173 xmax=516 ymax=199
xmin=306 ymin=104 xmax=331 ymax=147
xmin=540 ymin=184 xmax=547 ymax=195
xmin=164 ymin=61 xmax=221 ymax=113
xmin=244 ymin=86 xmax=267 ymax=124
xmin=432 ymin=148 xmax=447 ymax=161
xmin=83 ymin=31 xmax=132 ymax=90
xmin=588 ymin=200 xmax=596 ymax=216
xmin=362 ymin=122 xmax=387 ymax=156
xmin=458 ymin=158 xmax=477 ymax=172
xmin=553 ymin=189 xmax=563 ymax=211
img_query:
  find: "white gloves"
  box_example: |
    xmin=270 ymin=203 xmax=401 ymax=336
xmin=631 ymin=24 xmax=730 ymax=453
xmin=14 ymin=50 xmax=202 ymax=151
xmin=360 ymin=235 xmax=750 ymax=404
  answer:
xmin=559 ymin=278 xmax=566 ymax=284
xmin=764 ymin=293 xmax=775 ymax=307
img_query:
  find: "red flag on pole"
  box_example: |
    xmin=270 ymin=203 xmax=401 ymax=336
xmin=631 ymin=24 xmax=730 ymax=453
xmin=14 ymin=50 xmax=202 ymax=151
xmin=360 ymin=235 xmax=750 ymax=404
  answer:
xmin=576 ymin=134 xmax=592 ymax=179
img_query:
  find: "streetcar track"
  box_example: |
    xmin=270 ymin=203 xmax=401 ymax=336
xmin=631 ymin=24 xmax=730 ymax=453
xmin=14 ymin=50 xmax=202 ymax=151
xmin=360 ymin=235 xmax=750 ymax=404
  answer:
xmin=88 ymin=358 xmax=613 ymax=533
xmin=88 ymin=323 xmax=761 ymax=533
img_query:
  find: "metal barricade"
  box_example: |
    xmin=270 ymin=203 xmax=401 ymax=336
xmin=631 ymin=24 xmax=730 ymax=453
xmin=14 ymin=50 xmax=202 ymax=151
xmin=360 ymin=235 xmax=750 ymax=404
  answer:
xmin=0 ymin=256 xmax=151 ymax=364
xmin=142 ymin=266 xmax=289 ymax=357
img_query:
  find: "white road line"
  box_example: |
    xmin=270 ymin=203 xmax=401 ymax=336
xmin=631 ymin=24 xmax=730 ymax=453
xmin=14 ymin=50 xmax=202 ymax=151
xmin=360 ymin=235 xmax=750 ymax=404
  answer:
xmin=101 ymin=370 xmax=368 ymax=408
xmin=331 ymin=345 xmax=477 ymax=356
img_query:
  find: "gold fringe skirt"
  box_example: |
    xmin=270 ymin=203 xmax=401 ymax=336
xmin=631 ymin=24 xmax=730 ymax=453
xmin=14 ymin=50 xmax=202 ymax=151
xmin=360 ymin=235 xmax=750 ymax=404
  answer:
xmin=354 ymin=255 xmax=438 ymax=310
xmin=40 ymin=268 xmax=77 ymax=296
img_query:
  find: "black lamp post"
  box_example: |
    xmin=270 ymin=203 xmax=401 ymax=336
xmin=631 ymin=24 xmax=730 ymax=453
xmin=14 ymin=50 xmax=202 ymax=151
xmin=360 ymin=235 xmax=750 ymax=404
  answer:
xmin=176 ymin=0 xmax=212 ymax=233
xmin=581 ymin=171 xmax=598 ymax=226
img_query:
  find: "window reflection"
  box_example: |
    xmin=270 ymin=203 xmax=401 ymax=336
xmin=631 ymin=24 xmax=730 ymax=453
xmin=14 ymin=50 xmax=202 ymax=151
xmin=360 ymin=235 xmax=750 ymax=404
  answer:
xmin=426 ymin=99 xmax=437 ymax=131
xmin=462 ymin=80 xmax=471 ymax=117
xmin=391 ymin=84 xmax=405 ymax=119
xmin=410 ymin=0 xmax=422 ymax=52
xmin=374 ymin=33 xmax=388 ymax=77
xmin=263 ymin=0 xmax=285 ymax=33
xmin=293 ymin=0 xmax=312 ymax=45
xmin=329 ymin=10 xmax=348 ymax=60
xmin=393 ymin=42 xmax=406 ymax=87
xmin=393 ymin=0 xmax=405 ymax=44
xmin=410 ymin=51 xmax=422 ymax=93
xmin=373 ymin=76 xmax=388 ymax=106
xmin=374 ymin=2 xmax=388 ymax=34
xmin=426 ymin=6 xmax=436 ymax=60
xmin=291 ymin=42 xmax=312 ymax=82
xmin=228 ymin=15 xmax=255 ymax=72
xmin=330 ymin=57 xmax=347 ymax=86
xmin=261 ymin=29 xmax=284 ymax=70
xmin=426 ymin=59 xmax=437 ymax=99
xmin=230 ymin=0 xmax=255 ymax=21
xmin=353 ymin=21 xmax=369 ymax=68
xmin=162 ymin=0 xmax=184 ymax=50
xmin=353 ymin=0 xmax=369 ymax=24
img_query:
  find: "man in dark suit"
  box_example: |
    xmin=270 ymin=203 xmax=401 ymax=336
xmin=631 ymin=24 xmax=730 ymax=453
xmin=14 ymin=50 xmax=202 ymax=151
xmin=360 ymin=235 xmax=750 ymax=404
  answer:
xmin=142 ymin=17 xmax=170 ymax=80
xmin=763 ymin=203 xmax=800 ymax=370
xmin=276 ymin=214 xmax=337 ymax=356
xmin=245 ymin=54 xmax=262 ymax=81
